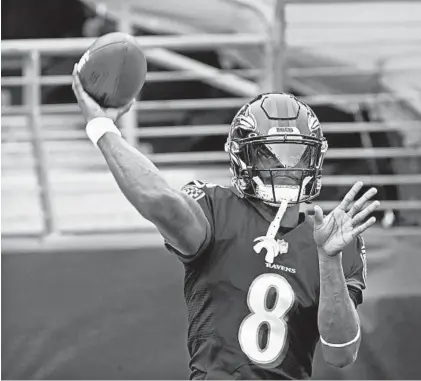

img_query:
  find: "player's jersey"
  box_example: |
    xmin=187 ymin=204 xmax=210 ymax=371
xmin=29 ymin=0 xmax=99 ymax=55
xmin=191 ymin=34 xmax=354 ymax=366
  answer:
xmin=165 ymin=181 xmax=367 ymax=380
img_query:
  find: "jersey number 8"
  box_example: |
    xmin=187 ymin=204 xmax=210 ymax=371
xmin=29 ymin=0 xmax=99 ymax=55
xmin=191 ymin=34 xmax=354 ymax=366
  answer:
xmin=238 ymin=273 xmax=295 ymax=368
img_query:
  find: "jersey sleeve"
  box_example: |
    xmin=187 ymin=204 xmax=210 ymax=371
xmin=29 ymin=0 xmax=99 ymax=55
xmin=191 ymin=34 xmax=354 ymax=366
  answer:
xmin=342 ymin=235 xmax=367 ymax=306
xmin=164 ymin=180 xmax=216 ymax=263
xmin=342 ymin=235 xmax=368 ymax=307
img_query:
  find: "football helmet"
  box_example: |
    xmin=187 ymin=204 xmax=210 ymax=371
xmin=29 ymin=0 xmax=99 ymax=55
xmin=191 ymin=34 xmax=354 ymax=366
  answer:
xmin=225 ymin=93 xmax=328 ymax=205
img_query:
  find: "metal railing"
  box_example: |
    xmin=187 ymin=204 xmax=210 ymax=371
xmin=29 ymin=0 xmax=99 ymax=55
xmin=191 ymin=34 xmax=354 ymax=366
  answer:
xmin=3 ymin=121 xmax=420 ymax=141
xmin=2 ymin=0 xmax=420 ymax=237
xmin=1 ymin=33 xmax=266 ymax=237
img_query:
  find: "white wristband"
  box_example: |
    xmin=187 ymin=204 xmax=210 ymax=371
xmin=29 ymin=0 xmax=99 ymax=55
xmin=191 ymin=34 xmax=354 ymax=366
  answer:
xmin=320 ymin=325 xmax=361 ymax=348
xmin=86 ymin=117 xmax=122 ymax=147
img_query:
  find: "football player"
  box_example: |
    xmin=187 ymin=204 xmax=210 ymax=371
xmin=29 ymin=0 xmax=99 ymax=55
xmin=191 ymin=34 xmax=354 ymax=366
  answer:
xmin=72 ymin=67 xmax=378 ymax=380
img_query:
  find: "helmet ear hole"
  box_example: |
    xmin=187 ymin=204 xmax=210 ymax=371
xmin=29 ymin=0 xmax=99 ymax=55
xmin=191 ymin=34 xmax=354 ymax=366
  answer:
xmin=231 ymin=142 xmax=240 ymax=153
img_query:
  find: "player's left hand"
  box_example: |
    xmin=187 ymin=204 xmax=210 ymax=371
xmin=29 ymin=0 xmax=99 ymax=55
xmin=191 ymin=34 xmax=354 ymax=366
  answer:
xmin=72 ymin=64 xmax=134 ymax=123
xmin=313 ymin=181 xmax=380 ymax=257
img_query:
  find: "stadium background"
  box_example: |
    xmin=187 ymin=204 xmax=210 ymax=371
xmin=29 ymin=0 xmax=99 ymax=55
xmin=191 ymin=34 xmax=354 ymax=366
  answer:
xmin=2 ymin=0 xmax=421 ymax=379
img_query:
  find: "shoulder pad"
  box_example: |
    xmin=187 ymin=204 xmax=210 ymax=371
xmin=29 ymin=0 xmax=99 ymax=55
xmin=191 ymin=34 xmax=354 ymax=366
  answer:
xmin=191 ymin=180 xmax=220 ymax=189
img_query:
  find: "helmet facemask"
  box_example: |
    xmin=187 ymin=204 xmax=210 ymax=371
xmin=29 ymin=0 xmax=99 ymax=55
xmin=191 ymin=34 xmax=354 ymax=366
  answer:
xmin=227 ymin=134 xmax=326 ymax=205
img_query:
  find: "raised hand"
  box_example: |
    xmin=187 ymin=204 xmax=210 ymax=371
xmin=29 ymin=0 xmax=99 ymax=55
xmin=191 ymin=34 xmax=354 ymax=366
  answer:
xmin=313 ymin=181 xmax=380 ymax=257
xmin=72 ymin=64 xmax=134 ymax=123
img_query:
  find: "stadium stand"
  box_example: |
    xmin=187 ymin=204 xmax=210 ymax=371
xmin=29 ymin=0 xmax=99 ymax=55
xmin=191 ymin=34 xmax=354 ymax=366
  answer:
xmin=2 ymin=0 xmax=421 ymax=238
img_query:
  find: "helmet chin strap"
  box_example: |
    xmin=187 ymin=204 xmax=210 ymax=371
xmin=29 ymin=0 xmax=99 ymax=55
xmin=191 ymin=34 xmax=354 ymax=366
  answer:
xmin=253 ymin=199 xmax=289 ymax=264
xmin=252 ymin=176 xmax=294 ymax=240
xmin=266 ymin=199 xmax=289 ymax=238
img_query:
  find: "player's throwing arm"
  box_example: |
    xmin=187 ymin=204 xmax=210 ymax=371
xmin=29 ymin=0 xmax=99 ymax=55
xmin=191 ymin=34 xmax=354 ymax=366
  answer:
xmin=71 ymin=45 xmax=210 ymax=257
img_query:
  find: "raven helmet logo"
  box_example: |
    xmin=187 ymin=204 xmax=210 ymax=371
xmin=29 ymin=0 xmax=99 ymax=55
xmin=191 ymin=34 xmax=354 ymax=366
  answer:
xmin=233 ymin=104 xmax=257 ymax=132
xmin=308 ymin=108 xmax=321 ymax=131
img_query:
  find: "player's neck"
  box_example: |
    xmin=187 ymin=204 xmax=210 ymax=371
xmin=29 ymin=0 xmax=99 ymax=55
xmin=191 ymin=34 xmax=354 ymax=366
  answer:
xmin=278 ymin=203 xmax=300 ymax=228
xmin=261 ymin=202 xmax=300 ymax=228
